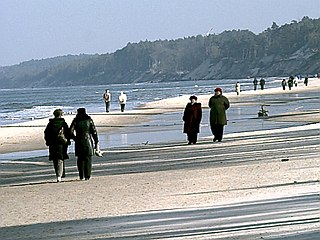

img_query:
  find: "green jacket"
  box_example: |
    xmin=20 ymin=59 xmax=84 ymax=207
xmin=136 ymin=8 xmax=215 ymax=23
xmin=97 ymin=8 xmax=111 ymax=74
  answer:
xmin=208 ymin=95 xmax=230 ymax=125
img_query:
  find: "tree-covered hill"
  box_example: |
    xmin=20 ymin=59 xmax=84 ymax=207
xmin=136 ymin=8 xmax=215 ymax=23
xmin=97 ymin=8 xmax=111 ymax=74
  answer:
xmin=0 ymin=16 xmax=319 ymax=89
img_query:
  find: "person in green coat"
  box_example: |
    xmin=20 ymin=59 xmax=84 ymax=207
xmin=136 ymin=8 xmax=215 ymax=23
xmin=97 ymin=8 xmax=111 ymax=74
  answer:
xmin=208 ymin=87 xmax=230 ymax=142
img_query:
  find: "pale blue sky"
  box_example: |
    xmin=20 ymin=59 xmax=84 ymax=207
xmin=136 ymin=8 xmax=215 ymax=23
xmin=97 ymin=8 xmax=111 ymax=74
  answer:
xmin=1 ymin=0 xmax=319 ymax=66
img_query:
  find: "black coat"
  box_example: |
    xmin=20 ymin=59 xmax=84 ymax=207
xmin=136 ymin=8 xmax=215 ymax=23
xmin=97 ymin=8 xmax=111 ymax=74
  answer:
xmin=70 ymin=114 xmax=98 ymax=157
xmin=208 ymin=95 xmax=230 ymax=125
xmin=183 ymin=102 xmax=202 ymax=134
xmin=44 ymin=118 xmax=70 ymax=160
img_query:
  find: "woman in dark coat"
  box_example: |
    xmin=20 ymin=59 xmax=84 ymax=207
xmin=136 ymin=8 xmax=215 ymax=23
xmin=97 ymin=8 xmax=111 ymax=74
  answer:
xmin=183 ymin=95 xmax=202 ymax=144
xmin=70 ymin=108 xmax=99 ymax=180
xmin=44 ymin=109 xmax=70 ymax=182
xmin=208 ymin=88 xmax=230 ymax=142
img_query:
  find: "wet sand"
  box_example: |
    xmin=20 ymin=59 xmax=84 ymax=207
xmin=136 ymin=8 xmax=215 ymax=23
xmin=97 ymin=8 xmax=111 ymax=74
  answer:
xmin=0 ymin=78 xmax=319 ymax=239
xmin=0 ymin=78 xmax=319 ymax=154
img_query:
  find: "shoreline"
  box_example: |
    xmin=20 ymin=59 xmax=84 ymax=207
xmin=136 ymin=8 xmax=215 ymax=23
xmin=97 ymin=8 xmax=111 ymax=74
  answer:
xmin=0 ymin=78 xmax=319 ymax=155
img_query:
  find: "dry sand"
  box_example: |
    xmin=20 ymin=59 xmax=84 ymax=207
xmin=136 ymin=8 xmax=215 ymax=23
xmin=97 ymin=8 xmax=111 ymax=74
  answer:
xmin=0 ymin=78 xmax=319 ymax=239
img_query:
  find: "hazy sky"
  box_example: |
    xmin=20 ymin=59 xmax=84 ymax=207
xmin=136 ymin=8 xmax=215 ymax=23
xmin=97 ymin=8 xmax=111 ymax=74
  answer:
xmin=1 ymin=0 xmax=319 ymax=66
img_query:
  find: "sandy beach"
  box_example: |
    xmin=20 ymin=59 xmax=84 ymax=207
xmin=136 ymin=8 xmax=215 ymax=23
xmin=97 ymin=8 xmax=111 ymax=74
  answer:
xmin=0 ymin=78 xmax=319 ymax=239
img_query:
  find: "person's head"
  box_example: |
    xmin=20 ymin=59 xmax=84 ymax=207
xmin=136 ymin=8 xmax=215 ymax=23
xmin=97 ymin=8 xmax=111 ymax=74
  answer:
xmin=77 ymin=108 xmax=86 ymax=116
xmin=53 ymin=109 xmax=63 ymax=118
xmin=189 ymin=95 xmax=197 ymax=103
xmin=105 ymin=89 xmax=109 ymax=93
xmin=214 ymin=87 xmax=222 ymax=95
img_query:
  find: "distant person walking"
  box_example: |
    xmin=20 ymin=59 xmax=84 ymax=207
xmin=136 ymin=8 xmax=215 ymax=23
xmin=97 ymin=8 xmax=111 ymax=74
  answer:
xmin=208 ymin=87 xmax=230 ymax=142
xmin=288 ymin=76 xmax=294 ymax=90
xmin=183 ymin=95 xmax=202 ymax=144
xmin=235 ymin=82 xmax=241 ymax=95
xmin=294 ymin=77 xmax=298 ymax=87
xmin=70 ymin=108 xmax=99 ymax=180
xmin=118 ymin=91 xmax=127 ymax=112
xmin=304 ymin=77 xmax=308 ymax=86
xmin=260 ymin=78 xmax=265 ymax=90
xmin=103 ymin=89 xmax=111 ymax=112
xmin=281 ymin=79 xmax=287 ymax=90
xmin=44 ymin=109 xmax=70 ymax=182
xmin=253 ymin=77 xmax=258 ymax=91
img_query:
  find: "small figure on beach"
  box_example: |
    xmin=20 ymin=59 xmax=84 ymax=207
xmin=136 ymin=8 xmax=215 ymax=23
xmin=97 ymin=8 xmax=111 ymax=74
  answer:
xmin=288 ymin=76 xmax=294 ymax=90
xmin=44 ymin=109 xmax=70 ymax=182
xmin=304 ymin=76 xmax=308 ymax=86
xmin=103 ymin=89 xmax=111 ymax=112
xmin=118 ymin=91 xmax=127 ymax=112
xmin=208 ymin=87 xmax=230 ymax=142
xmin=260 ymin=78 xmax=265 ymax=90
xmin=281 ymin=79 xmax=287 ymax=90
xmin=183 ymin=95 xmax=202 ymax=144
xmin=294 ymin=77 xmax=298 ymax=87
xmin=70 ymin=108 xmax=99 ymax=180
xmin=253 ymin=77 xmax=258 ymax=91
xmin=235 ymin=82 xmax=241 ymax=95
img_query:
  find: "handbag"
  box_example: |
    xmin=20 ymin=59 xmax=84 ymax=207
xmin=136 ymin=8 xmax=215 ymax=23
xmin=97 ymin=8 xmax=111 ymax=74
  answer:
xmin=58 ymin=127 xmax=68 ymax=144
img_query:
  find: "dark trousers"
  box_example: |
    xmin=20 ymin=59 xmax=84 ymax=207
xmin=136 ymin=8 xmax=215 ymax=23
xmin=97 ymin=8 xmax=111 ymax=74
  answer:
xmin=120 ymin=104 xmax=125 ymax=112
xmin=210 ymin=124 xmax=224 ymax=141
xmin=105 ymin=102 xmax=110 ymax=112
xmin=77 ymin=156 xmax=92 ymax=180
xmin=187 ymin=132 xmax=198 ymax=144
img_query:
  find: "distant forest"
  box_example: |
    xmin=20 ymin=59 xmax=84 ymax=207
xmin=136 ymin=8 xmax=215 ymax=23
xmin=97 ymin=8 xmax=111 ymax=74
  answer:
xmin=0 ymin=16 xmax=319 ymax=89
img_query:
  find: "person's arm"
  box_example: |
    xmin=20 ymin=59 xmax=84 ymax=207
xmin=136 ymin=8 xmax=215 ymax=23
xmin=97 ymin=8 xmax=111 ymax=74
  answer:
xmin=224 ymin=97 xmax=230 ymax=110
xmin=90 ymin=119 xmax=99 ymax=147
xmin=63 ymin=121 xmax=71 ymax=145
xmin=197 ymin=103 xmax=202 ymax=123
xmin=44 ymin=123 xmax=52 ymax=146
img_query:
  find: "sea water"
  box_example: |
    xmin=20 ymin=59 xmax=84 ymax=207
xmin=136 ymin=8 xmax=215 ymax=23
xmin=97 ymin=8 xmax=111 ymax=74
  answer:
xmin=0 ymin=77 xmax=283 ymax=126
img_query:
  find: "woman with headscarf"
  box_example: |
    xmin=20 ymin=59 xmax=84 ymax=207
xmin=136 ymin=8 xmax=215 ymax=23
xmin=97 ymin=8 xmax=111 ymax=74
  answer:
xmin=44 ymin=109 xmax=70 ymax=182
xmin=208 ymin=87 xmax=230 ymax=142
xmin=183 ymin=95 xmax=202 ymax=144
xmin=70 ymin=108 xmax=99 ymax=180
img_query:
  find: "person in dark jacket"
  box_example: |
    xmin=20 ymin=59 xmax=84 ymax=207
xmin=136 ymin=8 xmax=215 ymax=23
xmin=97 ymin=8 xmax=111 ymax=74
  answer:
xmin=70 ymin=108 xmax=99 ymax=180
xmin=208 ymin=88 xmax=230 ymax=142
xmin=44 ymin=109 xmax=70 ymax=182
xmin=259 ymin=78 xmax=265 ymax=90
xmin=183 ymin=95 xmax=202 ymax=144
xmin=253 ymin=77 xmax=258 ymax=90
xmin=281 ymin=79 xmax=287 ymax=90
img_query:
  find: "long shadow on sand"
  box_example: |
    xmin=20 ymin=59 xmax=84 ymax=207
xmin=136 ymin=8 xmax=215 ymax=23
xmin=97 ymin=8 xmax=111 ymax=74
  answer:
xmin=0 ymin=194 xmax=318 ymax=239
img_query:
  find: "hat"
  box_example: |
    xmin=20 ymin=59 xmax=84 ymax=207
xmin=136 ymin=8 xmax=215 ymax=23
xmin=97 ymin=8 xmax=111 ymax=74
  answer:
xmin=214 ymin=87 xmax=222 ymax=93
xmin=189 ymin=95 xmax=197 ymax=100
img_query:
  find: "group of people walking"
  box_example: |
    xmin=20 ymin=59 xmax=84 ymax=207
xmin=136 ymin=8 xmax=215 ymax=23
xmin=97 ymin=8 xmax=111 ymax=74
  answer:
xmin=45 ymin=87 xmax=230 ymax=182
xmin=44 ymin=108 xmax=100 ymax=182
xmin=103 ymin=89 xmax=127 ymax=112
xmin=183 ymin=87 xmax=230 ymax=145
xmin=281 ymin=76 xmax=309 ymax=90
xmin=253 ymin=77 xmax=266 ymax=90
